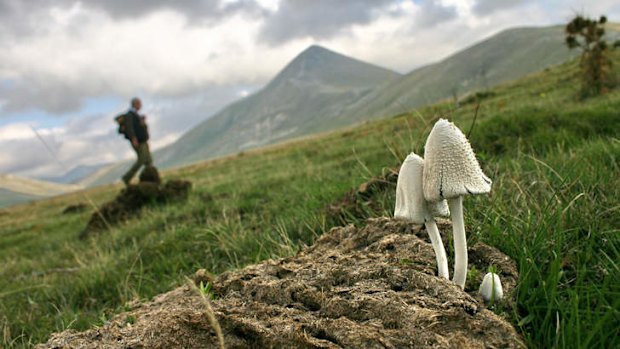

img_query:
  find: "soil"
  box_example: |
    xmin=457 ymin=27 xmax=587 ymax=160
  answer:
xmin=79 ymin=168 xmax=192 ymax=238
xmin=41 ymin=217 xmax=523 ymax=349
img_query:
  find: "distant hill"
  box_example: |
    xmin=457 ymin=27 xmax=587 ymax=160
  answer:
xmin=39 ymin=163 xmax=111 ymax=184
xmin=76 ymin=162 xmax=129 ymax=188
xmin=0 ymin=189 xmax=42 ymax=208
xmin=0 ymin=174 xmax=83 ymax=208
xmin=155 ymin=45 xmax=402 ymax=168
xmin=0 ymin=173 xmax=82 ymax=196
xmin=341 ymin=25 xmax=583 ymax=121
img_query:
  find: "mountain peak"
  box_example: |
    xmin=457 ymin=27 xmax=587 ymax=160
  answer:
xmin=155 ymin=45 xmax=400 ymax=168
xmin=298 ymin=44 xmax=333 ymax=57
xmin=283 ymin=45 xmax=343 ymax=74
xmin=270 ymin=45 xmax=399 ymax=88
xmin=301 ymin=44 xmax=329 ymax=53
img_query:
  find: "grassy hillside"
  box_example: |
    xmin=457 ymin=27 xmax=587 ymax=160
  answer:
xmin=343 ymin=25 xmax=583 ymax=122
xmin=1 ymin=52 xmax=619 ymax=348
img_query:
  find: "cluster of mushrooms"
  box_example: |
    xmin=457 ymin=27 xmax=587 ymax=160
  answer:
xmin=394 ymin=118 xmax=503 ymax=303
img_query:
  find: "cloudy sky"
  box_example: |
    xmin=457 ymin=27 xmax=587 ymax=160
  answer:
xmin=0 ymin=0 xmax=618 ymax=179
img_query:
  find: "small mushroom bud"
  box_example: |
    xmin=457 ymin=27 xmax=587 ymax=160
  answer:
xmin=479 ymin=272 xmax=503 ymax=304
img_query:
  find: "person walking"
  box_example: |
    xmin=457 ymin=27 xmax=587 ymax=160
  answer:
xmin=121 ymin=97 xmax=153 ymax=186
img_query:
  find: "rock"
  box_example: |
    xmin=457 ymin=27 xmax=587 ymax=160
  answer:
xmin=46 ymin=218 xmax=523 ymax=348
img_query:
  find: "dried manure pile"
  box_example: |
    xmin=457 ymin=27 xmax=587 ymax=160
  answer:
xmin=79 ymin=166 xmax=192 ymax=239
xmin=326 ymin=167 xmax=398 ymax=225
xmin=41 ymin=217 xmax=522 ymax=348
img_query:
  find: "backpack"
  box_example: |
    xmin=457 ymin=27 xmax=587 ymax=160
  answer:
xmin=114 ymin=113 xmax=130 ymax=139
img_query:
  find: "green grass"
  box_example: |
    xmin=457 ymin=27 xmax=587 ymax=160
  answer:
xmin=1 ymin=54 xmax=619 ymax=348
xmin=477 ymin=138 xmax=620 ymax=348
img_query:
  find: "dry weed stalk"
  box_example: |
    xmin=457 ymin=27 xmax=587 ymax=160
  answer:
xmin=185 ymin=277 xmax=225 ymax=349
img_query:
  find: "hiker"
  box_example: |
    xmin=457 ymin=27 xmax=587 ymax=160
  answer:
xmin=121 ymin=97 xmax=152 ymax=186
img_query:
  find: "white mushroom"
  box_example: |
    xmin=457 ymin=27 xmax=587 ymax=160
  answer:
xmin=394 ymin=153 xmax=450 ymax=279
xmin=423 ymin=119 xmax=492 ymax=289
xmin=479 ymin=272 xmax=504 ymax=304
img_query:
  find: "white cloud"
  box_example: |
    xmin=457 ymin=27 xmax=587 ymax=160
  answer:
xmin=150 ymin=132 xmax=181 ymax=150
xmin=0 ymin=136 xmax=128 ymax=178
xmin=0 ymin=116 xmax=127 ymax=177
xmin=2 ymin=0 xmax=619 ymax=114
xmin=312 ymin=2 xmax=460 ymax=73
xmin=254 ymin=0 xmax=280 ymax=12
xmin=0 ymin=123 xmax=37 ymax=141
xmin=0 ymin=8 xmax=284 ymax=113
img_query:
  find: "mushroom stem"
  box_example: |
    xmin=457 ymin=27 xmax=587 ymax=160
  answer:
xmin=448 ymin=196 xmax=467 ymax=289
xmin=424 ymin=218 xmax=449 ymax=279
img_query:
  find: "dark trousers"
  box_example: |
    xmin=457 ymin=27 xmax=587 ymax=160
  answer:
xmin=122 ymin=142 xmax=152 ymax=184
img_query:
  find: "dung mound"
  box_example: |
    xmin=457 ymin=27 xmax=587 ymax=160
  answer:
xmin=79 ymin=179 xmax=192 ymax=238
xmin=139 ymin=165 xmax=161 ymax=185
xmin=45 ymin=218 xmax=523 ymax=348
xmin=327 ymin=167 xmax=398 ymax=224
xmin=62 ymin=203 xmax=88 ymax=214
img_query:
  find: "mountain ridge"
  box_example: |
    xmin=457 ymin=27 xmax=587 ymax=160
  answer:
xmin=38 ymin=163 xmax=111 ymax=184
xmin=155 ymin=24 xmax=601 ymax=169
xmin=0 ymin=173 xmax=83 ymax=197
xmin=155 ymin=44 xmax=401 ymax=168
xmin=339 ymin=25 xmax=584 ymax=121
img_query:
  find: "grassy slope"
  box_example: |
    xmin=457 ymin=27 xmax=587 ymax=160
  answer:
xmin=341 ymin=26 xmax=581 ymax=123
xmin=1 ymin=53 xmax=619 ymax=348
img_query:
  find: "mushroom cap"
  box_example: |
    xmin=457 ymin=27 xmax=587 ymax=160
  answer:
xmin=479 ymin=272 xmax=504 ymax=303
xmin=423 ymin=119 xmax=492 ymax=202
xmin=394 ymin=153 xmax=449 ymax=224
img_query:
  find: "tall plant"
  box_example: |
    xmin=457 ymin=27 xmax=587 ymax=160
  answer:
xmin=565 ymin=15 xmax=616 ymax=97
